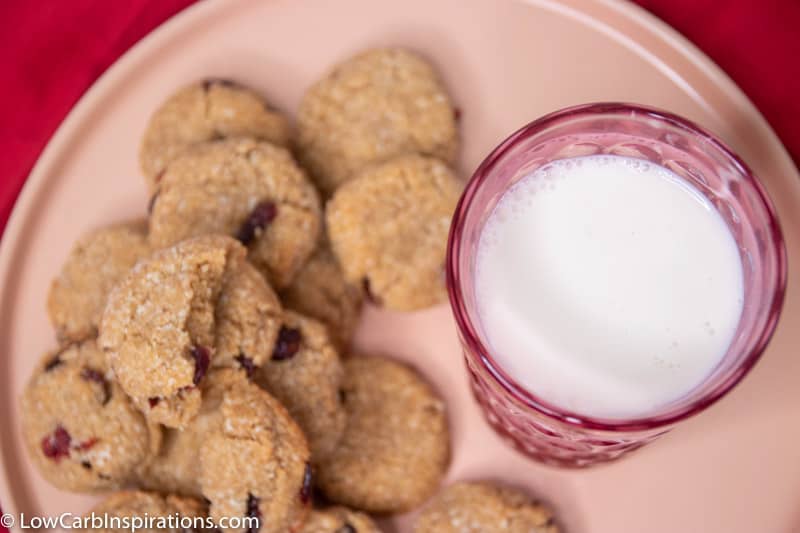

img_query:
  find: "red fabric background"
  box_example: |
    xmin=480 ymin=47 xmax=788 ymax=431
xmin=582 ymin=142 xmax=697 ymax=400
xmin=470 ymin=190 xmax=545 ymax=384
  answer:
xmin=0 ymin=0 xmax=798 ymax=526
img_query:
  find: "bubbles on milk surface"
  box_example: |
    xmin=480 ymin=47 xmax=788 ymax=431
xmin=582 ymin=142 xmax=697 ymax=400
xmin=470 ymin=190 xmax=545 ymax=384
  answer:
xmin=475 ymin=154 xmax=745 ymax=419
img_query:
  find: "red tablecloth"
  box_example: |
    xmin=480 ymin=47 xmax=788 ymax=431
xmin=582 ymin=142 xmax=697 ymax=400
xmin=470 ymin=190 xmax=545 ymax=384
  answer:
xmin=0 ymin=0 xmax=798 ymax=526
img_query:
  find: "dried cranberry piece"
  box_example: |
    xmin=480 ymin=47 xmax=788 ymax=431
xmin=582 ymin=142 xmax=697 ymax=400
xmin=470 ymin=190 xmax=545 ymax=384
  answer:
xmin=272 ymin=327 xmax=302 ymax=361
xmin=299 ymin=463 xmax=313 ymax=504
xmin=191 ymin=345 xmax=211 ymax=385
xmin=148 ymin=397 xmax=161 ymax=408
xmin=244 ymin=493 xmax=261 ymax=533
xmin=41 ymin=426 xmax=71 ymax=462
xmin=235 ymin=354 xmax=257 ymax=378
xmin=362 ymin=278 xmax=382 ymax=306
xmin=81 ymin=367 xmax=111 ymax=405
xmin=337 ymin=525 xmax=357 ymax=533
xmin=236 ymin=201 xmax=277 ymax=245
xmin=74 ymin=437 xmax=99 ymax=452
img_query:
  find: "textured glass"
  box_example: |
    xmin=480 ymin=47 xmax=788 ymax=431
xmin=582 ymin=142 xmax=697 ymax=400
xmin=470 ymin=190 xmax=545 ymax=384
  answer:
xmin=447 ymin=103 xmax=787 ymax=467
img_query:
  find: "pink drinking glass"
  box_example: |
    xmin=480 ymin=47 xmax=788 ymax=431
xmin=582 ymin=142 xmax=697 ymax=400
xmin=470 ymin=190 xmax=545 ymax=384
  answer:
xmin=446 ymin=102 xmax=787 ymax=467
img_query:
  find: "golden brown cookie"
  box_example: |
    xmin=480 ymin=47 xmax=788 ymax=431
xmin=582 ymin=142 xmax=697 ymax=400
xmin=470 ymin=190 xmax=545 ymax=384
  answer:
xmin=255 ymin=310 xmax=346 ymax=464
xmin=140 ymin=79 xmax=291 ymax=192
xmin=47 ymin=220 xmax=150 ymax=342
xmin=20 ymin=338 xmax=161 ymax=492
xmin=148 ymin=138 xmax=322 ymax=288
xmin=316 ymin=355 xmax=450 ymax=513
xmin=137 ymin=369 xmax=238 ymax=498
xmin=280 ymin=241 xmax=363 ymax=351
xmin=300 ymin=507 xmax=380 ymax=533
xmin=100 ymin=235 xmax=246 ymax=428
xmin=326 ymin=154 xmax=461 ymax=310
xmin=298 ymin=48 xmax=459 ymax=196
xmin=414 ymin=482 xmax=560 ymax=533
xmin=77 ymin=491 xmax=209 ymax=533
xmin=215 ymin=260 xmax=283 ymax=371
xmin=200 ymin=369 xmax=312 ymax=533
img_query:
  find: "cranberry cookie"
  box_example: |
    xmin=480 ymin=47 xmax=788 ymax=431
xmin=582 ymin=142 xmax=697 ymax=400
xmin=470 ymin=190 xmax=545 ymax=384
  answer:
xmin=140 ymin=79 xmax=291 ymax=192
xmin=255 ymin=310 xmax=346 ymax=464
xmin=414 ymin=481 xmax=560 ymax=533
xmin=100 ymin=235 xmax=246 ymax=428
xmin=297 ymin=48 xmax=458 ymax=196
xmin=47 ymin=220 xmax=150 ymax=342
xmin=148 ymin=138 xmax=321 ymax=288
xmin=200 ymin=370 xmax=312 ymax=533
xmin=326 ymin=154 xmax=461 ymax=310
xmin=316 ymin=355 xmax=450 ymax=513
xmin=21 ymin=338 xmax=161 ymax=492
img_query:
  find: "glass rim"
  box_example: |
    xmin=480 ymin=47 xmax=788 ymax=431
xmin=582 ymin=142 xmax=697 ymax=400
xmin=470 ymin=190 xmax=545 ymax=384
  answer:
xmin=446 ymin=102 xmax=788 ymax=432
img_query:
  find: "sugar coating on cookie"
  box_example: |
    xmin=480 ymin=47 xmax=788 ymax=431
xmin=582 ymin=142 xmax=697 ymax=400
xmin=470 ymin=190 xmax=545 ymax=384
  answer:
xmin=137 ymin=369 xmax=239 ymax=498
xmin=326 ymin=154 xmax=461 ymax=310
xmin=216 ymin=260 xmax=283 ymax=371
xmin=280 ymin=241 xmax=363 ymax=351
xmin=316 ymin=355 xmax=450 ymax=513
xmin=100 ymin=235 xmax=246 ymax=428
xmin=77 ymin=491 xmax=209 ymax=533
xmin=298 ymin=48 xmax=459 ymax=196
xmin=20 ymin=338 xmax=161 ymax=492
xmin=148 ymin=138 xmax=322 ymax=288
xmin=300 ymin=506 xmax=380 ymax=533
xmin=414 ymin=481 xmax=560 ymax=533
xmin=200 ymin=369 xmax=312 ymax=533
xmin=255 ymin=310 xmax=346 ymax=464
xmin=140 ymin=79 xmax=292 ymax=192
xmin=47 ymin=220 xmax=150 ymax=343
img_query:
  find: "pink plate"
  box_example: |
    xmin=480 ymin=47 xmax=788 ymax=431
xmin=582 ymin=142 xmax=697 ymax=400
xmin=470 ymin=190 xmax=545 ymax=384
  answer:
xmin=1 ymin=0 xmax=799 ymax=532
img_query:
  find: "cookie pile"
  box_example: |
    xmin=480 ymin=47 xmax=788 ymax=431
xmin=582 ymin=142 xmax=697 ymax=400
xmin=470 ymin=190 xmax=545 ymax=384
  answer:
xmin=21 ymin=47 xmax=559 ymax=532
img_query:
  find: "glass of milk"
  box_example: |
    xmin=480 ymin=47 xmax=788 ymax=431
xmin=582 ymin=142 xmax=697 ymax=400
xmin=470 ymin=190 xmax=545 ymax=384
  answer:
xmin=447 ymin=103 xmax=787 ymax=467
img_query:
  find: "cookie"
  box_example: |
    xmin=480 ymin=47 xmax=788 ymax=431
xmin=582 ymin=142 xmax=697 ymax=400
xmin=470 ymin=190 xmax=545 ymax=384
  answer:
xmin=140 ymin=79 xmax=292 ymax=192
xmin=326 ymin=154 xmax=461 ymax=310
xmin=414 ymin=482 xmax=559 ymax=533
xmin=316 ymin=355 xmax=450 ymax=513
xmin=216 ymin=260 xmax=283 ymax=371
xmin=20 ymin=338 xmax=161 ymax=492
xmin=200 ymin=369 xmax=312 ymax=533
xmin=297 ymin=48 xmax=459 ymax=196
xmin=148 ymin=138 xmax=322 ymax=288
xmin=255 ymin=310 xmax=346 ymax=464
xmin=78 ymin=491 xmax=209 ymax=533
xmin=280 ymin=241 xmax=363 ymax=351
xmin=300 ymin=507 xmax=380 ymax=533
xmin=100 ymin=235 xmax=246 ymax=428
xmin=47 ymin=220 xmax=150 ymax=342
xmin=137 ymin=369 xmax=238 ymax=498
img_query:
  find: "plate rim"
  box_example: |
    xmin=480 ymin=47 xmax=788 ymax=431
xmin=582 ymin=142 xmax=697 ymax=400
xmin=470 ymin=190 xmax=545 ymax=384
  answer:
xmin=1 ymin=0 xmax=797 ymax=525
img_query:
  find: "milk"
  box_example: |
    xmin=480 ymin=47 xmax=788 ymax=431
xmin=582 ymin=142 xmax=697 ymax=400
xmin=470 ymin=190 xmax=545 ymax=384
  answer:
xmin=474 ymin=155 xmax=744 ymax=419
